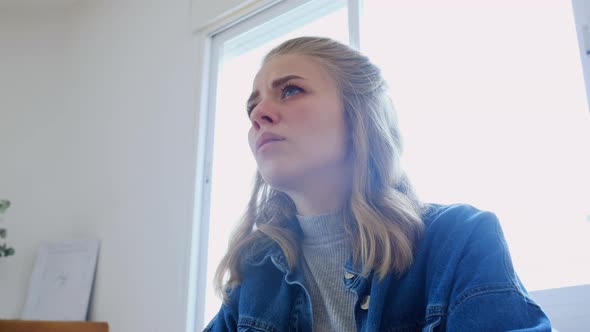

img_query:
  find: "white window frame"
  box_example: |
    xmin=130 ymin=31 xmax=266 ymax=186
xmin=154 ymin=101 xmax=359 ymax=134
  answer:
xmin=187 ymin=1 xmax=362 ymax=330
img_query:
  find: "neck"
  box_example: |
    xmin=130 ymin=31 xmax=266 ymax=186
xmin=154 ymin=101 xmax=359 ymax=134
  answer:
xmin=285 ymin=164 xmax=352 ymax=216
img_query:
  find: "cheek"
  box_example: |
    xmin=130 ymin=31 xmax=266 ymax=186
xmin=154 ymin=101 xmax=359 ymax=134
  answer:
xmin=307 ymin=112 xmax=348 ymax=153
xmin=247 ymin=128 xmax=256 ymax=153
xmin=324 ymin=126 xmax=348 ymax=158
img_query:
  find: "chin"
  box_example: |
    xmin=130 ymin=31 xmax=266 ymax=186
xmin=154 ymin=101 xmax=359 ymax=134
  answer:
xmin=259 ymin=169 xmax=297 ymax=193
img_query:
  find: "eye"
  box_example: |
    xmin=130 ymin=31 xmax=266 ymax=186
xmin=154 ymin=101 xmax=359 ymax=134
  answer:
xmin=281 ymin=84 xmax=304 ymax=99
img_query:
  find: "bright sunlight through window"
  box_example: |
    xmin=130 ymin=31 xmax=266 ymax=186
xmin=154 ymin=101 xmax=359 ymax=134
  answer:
xmin=361 ymin=0 xmax=590 ymax=291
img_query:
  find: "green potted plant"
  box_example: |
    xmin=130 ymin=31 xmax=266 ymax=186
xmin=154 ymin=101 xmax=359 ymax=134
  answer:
xmin=0 ymin=200 xmax=15 ymax=257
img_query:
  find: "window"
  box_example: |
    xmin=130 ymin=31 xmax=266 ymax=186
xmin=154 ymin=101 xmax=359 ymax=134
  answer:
xmin=195 ymin=0 xmax=590 ymax=328
xmin=360 ymin=0 xmax=590 ymax=291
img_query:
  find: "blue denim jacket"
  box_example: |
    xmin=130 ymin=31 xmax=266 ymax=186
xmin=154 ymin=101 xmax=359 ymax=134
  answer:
xmin=205 ymin=204 xmax=551 ymax=331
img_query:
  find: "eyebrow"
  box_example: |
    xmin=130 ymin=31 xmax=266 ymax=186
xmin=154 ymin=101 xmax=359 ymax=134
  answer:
xmin=246 ymin=74 xmax=304 ymax=106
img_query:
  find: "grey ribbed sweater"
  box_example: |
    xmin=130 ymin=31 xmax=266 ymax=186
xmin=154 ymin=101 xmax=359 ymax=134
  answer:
xmin=296 ymin=212 xmax=357 ymax=332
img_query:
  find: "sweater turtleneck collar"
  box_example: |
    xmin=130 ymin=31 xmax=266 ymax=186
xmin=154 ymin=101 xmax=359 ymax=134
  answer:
xmin=296 ymin=210 xmax=346 ymax=245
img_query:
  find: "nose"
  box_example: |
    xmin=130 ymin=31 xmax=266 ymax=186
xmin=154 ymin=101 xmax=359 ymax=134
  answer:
xmin=250 ymin=100 xmax=279 ymax=131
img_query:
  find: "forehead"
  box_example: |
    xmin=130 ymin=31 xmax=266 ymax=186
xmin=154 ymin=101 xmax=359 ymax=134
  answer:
xmin=252 ymin=53 xmax=333 ymax=88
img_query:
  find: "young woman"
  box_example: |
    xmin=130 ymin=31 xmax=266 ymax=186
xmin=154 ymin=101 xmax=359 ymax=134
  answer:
xmin=205 ymin=37 xmax=551 ymax=331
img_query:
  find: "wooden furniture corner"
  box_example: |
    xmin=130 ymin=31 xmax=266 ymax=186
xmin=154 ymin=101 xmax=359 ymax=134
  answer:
xmin=0 ymin=320 xmax=109 ymax=332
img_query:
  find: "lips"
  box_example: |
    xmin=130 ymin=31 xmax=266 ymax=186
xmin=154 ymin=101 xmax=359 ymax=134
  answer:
xmin=256 ymin=132 xmax=286 ymax=152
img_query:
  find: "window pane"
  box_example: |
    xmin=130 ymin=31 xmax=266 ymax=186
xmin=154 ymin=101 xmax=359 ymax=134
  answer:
xmin=361 ymin=0 xmax=590 ymax=290
xmin=204 ymin=0 xmax=348 ymax=323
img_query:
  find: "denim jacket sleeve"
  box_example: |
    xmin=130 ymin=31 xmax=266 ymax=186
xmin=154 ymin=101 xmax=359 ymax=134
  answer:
xmin=444 ymin=211 xmax=551 ymax=331
xmin=203 ymin=310 xmax=233 ymax=332
xmin=203 ymin=288 xmax=239 ymax=332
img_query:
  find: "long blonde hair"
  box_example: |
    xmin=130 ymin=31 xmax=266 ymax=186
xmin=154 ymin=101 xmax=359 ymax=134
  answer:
xmin=215 ymin=36 xmax=425 ymax=300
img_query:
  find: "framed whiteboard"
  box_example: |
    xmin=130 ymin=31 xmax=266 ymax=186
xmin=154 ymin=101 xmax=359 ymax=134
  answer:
xmin=22 ymin=239 xmax=100 ymax=321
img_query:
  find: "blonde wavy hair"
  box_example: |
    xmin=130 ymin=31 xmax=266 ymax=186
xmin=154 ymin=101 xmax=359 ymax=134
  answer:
xmin=215 ymin=36 xmax=425 ymax=301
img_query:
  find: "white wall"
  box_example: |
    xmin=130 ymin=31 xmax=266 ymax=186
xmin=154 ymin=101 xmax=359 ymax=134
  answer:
xmin=0 ymin=7 xmax=79 ymax=319
xmin=64 ymin=0 xmax=202 ymax=331
xmin=0 ymin=0 xmax=247 ymax=331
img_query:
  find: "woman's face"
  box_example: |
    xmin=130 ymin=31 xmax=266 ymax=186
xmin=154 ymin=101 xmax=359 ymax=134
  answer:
xmin=247 ymin=54 xmax=350 ymax=193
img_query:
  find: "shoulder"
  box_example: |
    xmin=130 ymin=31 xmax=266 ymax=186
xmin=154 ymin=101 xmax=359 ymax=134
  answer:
xmin=422 ymin=202 xmax=498 ymax=226
xmin=416 ymin=203 xmax=510 ymax=274
xmin=421 ymin=203 xmax=502 ymax=243
xmin=417 ymin=203 xmax=521 ymax=290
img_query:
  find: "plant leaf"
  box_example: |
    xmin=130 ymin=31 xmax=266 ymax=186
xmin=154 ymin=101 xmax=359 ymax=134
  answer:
xmin=0 ymin=200 xmax=10 ymax=214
